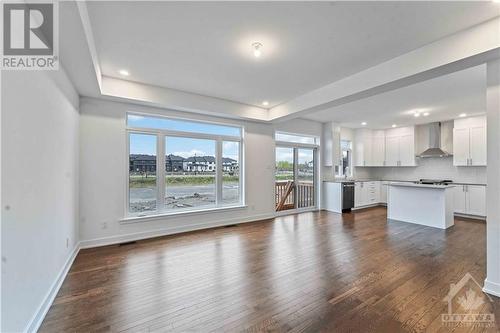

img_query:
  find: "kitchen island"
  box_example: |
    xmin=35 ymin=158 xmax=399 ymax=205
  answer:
xmin=387 ymin=182 xmax=455 ymax=229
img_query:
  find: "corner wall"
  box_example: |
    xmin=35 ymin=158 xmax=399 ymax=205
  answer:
xmin=485 ymin=59 xmax=500 ymax=297
xmin=1 ymin=69 xmax=80 ymax=332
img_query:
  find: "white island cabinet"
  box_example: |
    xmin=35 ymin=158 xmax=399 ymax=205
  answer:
xmin=387 ymin=182 xmax=455 ymax=229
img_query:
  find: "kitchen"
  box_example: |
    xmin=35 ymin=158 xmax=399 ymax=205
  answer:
xmin=319 ymin=65 xmax=487 ymax=228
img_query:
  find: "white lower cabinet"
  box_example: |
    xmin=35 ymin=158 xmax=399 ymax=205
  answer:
xmin=354 ymin=182 xmax=364 ymax=207
xmin=355 ymin=181 xmax=381 ymax=208
xmin=453 ymin=185 xmax=486 ymax=217
xmin=380 ymin=182 xmax=389 ymax=204
xmin=467 ymin=185 xmax=486 ymax=216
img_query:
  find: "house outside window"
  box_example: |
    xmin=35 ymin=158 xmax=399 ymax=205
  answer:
xmin=127 ymin=113 xmax=243 ymax=216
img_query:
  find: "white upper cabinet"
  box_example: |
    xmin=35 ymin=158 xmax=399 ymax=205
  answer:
xmin=354 ymin=129 xmax=372 ymax=166
xmin=469 ymin=126 xmax=487 ymax=166
xmin=354 ymin=126 xmax=415 ymax=167
xmin=453 ymin=127 xmax=470 ymax=166
xmin=371 ymin=131 xmax=385 ymax=166
xmin=453 ymin=116 xmax=486 ymax=166
xmin=384 ymin=126 xmax=416 ymax=167
xmin=398 ymin=134 xmax=415 ymax=166
xmin=385 ymin=136 xmax=399 ymax=166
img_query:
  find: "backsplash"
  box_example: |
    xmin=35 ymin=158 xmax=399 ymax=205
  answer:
xmin=356 ymin=156 xmax=486 ymax=184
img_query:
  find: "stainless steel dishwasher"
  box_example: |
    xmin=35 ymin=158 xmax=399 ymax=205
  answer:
xmin=342 ymin=182 xmax=355 ymax=212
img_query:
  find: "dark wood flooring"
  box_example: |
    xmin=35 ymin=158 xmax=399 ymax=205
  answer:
xmin=40 ymin=207 xmax=500 ymax=332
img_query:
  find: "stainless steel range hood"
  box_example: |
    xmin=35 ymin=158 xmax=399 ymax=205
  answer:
xmin=418 ymin=122 xmax=452 ymax=158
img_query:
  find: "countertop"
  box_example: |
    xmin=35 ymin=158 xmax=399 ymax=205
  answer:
xmin=323 ymin=179 xmax=486 ymax=186
xmin=387 ymin=182 xmax=455 ymax=189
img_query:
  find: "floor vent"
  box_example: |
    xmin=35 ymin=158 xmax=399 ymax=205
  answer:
xmin=119 ymin=241 xmax=137 ymax=246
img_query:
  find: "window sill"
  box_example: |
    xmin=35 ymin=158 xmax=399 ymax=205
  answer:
xmin=120 ymin=204 xmax=248 ymax=224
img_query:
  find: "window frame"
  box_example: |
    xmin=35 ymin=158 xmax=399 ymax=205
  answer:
xmin=338 ymin=140 xmax=353 ymax=178
xmin=126 ymin=112 xmax=244 ymax=218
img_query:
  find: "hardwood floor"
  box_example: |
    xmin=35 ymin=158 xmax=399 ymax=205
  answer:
xmin=40 ymin=207 xmax=500 ymax=332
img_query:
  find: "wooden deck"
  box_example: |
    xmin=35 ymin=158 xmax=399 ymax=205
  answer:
xmin=275 ymin=181 xmax=314 ymax=211
xmin=40 ymin=207 xmax=499 ymax=332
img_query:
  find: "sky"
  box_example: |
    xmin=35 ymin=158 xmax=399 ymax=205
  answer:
xmin=129 ymin=115 xmax=239 ymax=160
xmin=275 ymin=147 xmax=314 ymax=163
xmin=128 ymin=115 xmax=314 ymax=163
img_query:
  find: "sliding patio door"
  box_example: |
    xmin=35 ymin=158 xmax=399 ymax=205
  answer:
xmin=275 ymin=146 xmax=316 ymax=212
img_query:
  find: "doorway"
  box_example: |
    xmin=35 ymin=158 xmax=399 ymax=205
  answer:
xmin=275 ymin=146 xmax=317 ymax=212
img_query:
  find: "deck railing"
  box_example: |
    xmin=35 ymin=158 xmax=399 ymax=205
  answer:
xmin=275 ymin=180 xmax=314 ymax=211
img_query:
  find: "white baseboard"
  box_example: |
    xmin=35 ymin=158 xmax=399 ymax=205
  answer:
xmin=454 ymin=213 xmax=486 ymax=221
xmin=483 ymin=279 xmax=500 ymax=298
xmin=80 ymin=213 xmax=276 ymax=249
xmin=25 ymin=242 xmax=81 ymax=333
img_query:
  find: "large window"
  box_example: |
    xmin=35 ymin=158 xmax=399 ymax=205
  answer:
xmin=127 ymin=113 xmax=243 ymax=217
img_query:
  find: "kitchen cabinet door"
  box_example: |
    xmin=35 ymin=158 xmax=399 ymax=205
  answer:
xmin=470 ymin=127 xmax=487 ymax=166
xmin=453 ymin=185 xmax=467 ymax=214
xmin=385 ymin=136 xmax=399 ymax=166
xmin=453 ymin=128 xmax=470 ymax=166
xmin=467 ymin=185 xmax=486 ymax=216
xmin=399 ymin=134 xmax=415 ymax=166
xmin=380 ymin=182 xmax=388 ymax=204
xmin=371 ymin=135 xmax=385 ymax=166
xmin=366 ymin=181 xmax=380 ymax=204
xmin=354 ymin=182 xmax=363 ymax=207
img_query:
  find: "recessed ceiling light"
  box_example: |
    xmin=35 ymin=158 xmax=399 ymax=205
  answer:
xmin=414 ymin=113 xmax=420 ymax=117
xmin=252 ymin=42 xmax=263 ymax=58
xmin=392 ymin=124 xmax=397 ymax=128
xmin=262 ymin=101 xmax=269 ymax=106
xmin=493 ymin=0 xmax=500 ymax=3
xmin=459 ymin=113 xmax=467 ymax=118
xmin=361 ymin=122 xmax=367 ymax=126
xmin=423 ymin=112 xmax=430 ymax=116
xmin=119 ymin=69 xmax=130 ymax=76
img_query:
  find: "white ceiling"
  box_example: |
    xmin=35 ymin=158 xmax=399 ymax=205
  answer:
xmin=302 ymin=64 xmax=486 ymax=129
xmin=86 ymin=1 xmax=498 ymax=108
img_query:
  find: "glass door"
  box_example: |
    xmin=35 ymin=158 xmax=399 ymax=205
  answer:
xmin=275 ymin=146 xmax=316 ymax=212
xmin=297 ymin=148 xmax=315 ymax=209
xmin=275 ymin=147 xmax=295 ymax=211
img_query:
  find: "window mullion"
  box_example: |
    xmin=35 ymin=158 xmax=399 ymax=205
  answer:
xmin=157 ymin=135 xmax=166 ymax=212
xmin=216 ymin=139 xmax=223 ymax=205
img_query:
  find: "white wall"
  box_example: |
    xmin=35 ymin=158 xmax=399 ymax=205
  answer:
xmin=364 ymin=158 xmax=486 ymax=184
xmin=79 ymin=98 xmax=323 ymax=246
xmin=274 ymin=118 xmax=323 ymax=137
xmin=1 ymin=69 xmax=79 ymax=332
xmin=485 ymin=59 xmax=500 ymax=297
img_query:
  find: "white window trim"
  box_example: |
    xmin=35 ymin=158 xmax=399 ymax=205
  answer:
xmin=126 ymin=113 xmax=244 ymax=219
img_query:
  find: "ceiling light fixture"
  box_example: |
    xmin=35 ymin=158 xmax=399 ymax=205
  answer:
xmin=414 ymin=113 xmax=420 ymax=117
xmin=392 ymin=124 xmax=397 ymax=128
xmin=252 ymin=42 xmax=263 ymax=58
xmin=459 ymin=113 xmax=467 ymax=118
xmin=262 ymin=101 xmax=269 ymax=106
xmin=423 ymin=112 xmax=430 ymax=117
xmin=119 ymin=69 xmax=130 ymax=76
xmin=361 ymin=122 xmax=367 ymax=126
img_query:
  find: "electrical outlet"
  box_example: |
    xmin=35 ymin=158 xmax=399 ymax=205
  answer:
xmin=101 ymin=221 xmax=108 ymax=230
